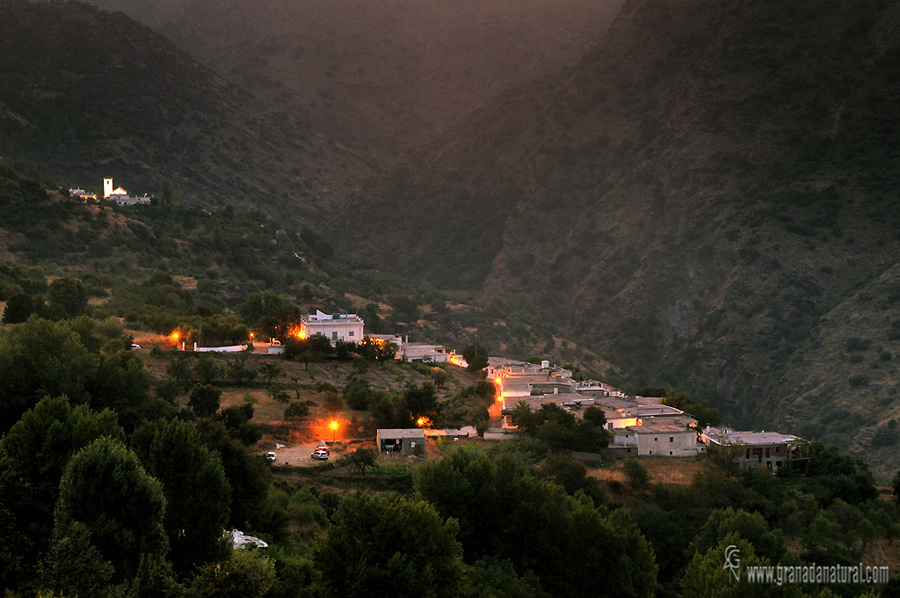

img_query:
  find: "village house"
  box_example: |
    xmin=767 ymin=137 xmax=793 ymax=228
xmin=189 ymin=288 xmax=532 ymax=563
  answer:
xmin=700 ymin=425 xmax=810 ymax=471
xmin=376 ymin=428 xmax=426 ymax=457
xmin=595 ymin=395 xmax=697 ymax=431
xmin=298 ymin=310 xmax=364 ymax=345
xmin=608 ymin=423 xmax=705 ymax=457
xmin=68 ymin=188 xmax=97 ymax=201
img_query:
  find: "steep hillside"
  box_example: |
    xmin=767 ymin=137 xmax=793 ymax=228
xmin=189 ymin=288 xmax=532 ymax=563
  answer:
xmin=339 ymin=0 xmax=900 ymax=474
xmin=83 ymin=0 xmax=623 ymax=168
xmin=0 ymin=0 xmax=364 ymax=224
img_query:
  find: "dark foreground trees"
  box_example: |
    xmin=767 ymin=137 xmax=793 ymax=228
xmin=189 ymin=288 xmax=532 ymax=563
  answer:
xmin=415 ymin=444 xmax=657 ymax=598
xmin=48 ymin=437 xmax=168 ymax=592
xmin=315 ymin=492 xmax=464 ymax=598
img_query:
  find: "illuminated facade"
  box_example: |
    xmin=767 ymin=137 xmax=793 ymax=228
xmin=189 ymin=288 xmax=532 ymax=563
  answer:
xmin=299 ymin=310 xmax=364 ymax=345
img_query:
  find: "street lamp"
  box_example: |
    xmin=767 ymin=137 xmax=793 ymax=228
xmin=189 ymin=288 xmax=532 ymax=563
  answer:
xmin=329 ymin=420 xmax=339 ymax=443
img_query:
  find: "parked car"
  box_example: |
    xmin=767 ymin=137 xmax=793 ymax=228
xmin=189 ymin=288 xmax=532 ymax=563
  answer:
xmin=266 ymin=452 xmax=276 ymax=462
xmin=130 ymin=343 xmax=142 ymax=350
xmin=315 ymin=445 xmax=330 ymax=455
xmin=311 ymin=449 xmax=329 ymax=460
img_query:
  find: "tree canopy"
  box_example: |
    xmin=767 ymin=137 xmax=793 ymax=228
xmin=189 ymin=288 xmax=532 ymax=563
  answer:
xmin=315 ymin=492 xmax=464 ymax=598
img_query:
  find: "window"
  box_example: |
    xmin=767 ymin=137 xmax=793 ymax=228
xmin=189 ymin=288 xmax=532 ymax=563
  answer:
xmin=349 ymin=331 xmax=354 ymax=337
xmin=669 ymin=451 xmax=673 ymax=455
xmin=669 ymin=437 xmax=674 ymax=442
xmin=332 ymin=331 xmax=338 ymax=341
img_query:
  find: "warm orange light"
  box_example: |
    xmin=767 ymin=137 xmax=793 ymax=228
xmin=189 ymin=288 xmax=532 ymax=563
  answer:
xmin=329 ymin=420 xmax=339 ymax=431
xmin=249 ymin=332 xmax=255 ymax=339
xmin=415 ymin=416 xmax=432 ymax=428
xmin=170 ymin=331 xmax=180 ymax=342
xmin=289 ymin=324 xmax=306 ymax=340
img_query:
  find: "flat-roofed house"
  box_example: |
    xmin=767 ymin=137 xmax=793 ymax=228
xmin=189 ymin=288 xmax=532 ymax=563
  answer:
xmin=700 ymin=426 xmax=810 ymax=471
xmin=376 ymin=428 xmax=425 ymax=457
xmin=299 ymin=310 xmax=364 ymax=345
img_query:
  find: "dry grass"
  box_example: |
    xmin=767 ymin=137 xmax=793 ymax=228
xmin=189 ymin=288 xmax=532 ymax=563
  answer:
xmin=589 ymin=455 xmax=706 ymax=487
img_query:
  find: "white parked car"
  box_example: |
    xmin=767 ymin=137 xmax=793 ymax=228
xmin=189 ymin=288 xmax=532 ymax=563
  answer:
xmin=311 ymin=449 xmax=329 ymax=460
xmin=266 ymin=452 xmax=276 ymax=462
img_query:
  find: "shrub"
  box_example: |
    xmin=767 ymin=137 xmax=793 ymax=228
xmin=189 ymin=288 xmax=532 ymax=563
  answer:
xmin=846 ymin=337 xmax=871 ymax=351
xmin=849 ymin=375 xmax=869 ymax=388
xmin=623 ymin=458 xmax=650 ymax=489
xmin=284 ymin=402 xmax=309 ymax=421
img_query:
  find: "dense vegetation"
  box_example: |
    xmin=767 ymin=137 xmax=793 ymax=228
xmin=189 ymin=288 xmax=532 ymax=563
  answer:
xmin=0 ymin=168 xmax=898 ymax=596
xmin=1 ymin=314 xmax=899 ymax=596
xmin=336 ymin=0 xmax=900 ymax=477
xmin=0 ymin=163 xmax=609 ymax=372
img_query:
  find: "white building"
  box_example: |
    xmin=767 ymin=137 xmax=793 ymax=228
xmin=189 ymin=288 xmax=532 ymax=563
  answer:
xmin=299 ymin=310 xmax=364 ymax=345
xmin=700 ymin=426 xmax=810 ymax=470
xmin=102 ymin=177 xmax=150 ymax=206
xmin=619 ymin=424 xmax=704 ymax=457
xmin=68 ymin=188 xmax=97 ymax=201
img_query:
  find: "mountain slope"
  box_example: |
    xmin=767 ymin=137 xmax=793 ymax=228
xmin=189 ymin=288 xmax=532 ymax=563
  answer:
xmin=82 ymin=0 xmax=623 ymax=168
xmin=0 ymin=0 xmax=364 ymax=224
xmin=339 ymin=0 xmax=900 ymax=474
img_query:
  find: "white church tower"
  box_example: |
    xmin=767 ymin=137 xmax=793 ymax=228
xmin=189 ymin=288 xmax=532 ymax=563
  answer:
xmin=103 ymin=177 xmax=113 ymax=199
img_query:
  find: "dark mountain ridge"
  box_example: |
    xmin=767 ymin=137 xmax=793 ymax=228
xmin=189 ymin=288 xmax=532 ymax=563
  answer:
xmin=338 ymin=0 xmax=900 ymax=474
xmin=0 ymin=0 xmax=363 ymax=224
xmin=81 ymin=0 xmax=623 ymax=169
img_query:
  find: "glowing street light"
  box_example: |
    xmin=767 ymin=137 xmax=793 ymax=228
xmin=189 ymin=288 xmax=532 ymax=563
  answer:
xmin=329 ymin=419 xmax=339 ymax=443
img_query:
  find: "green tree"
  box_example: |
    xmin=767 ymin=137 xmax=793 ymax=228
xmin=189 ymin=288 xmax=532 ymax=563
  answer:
xmin=340 ymin=448 xmax=378 ymax=475
xmin=623 ymin=458 xmax=651 ymax=490
xmin=323 ymin=390 xmax=344 ymax=415
xmin=226 ymin=354 xmax=258 ymax=386
xmin=0 ymin=396 xmax=124 ymax=575
xmin=370 ymin=390 xmax=412 ymax=428
xmin=196 ymin=420 xmax=272 ymax=529
xmin=0 ymin=316 xmax=97 ymax=431
xmin=237 ymin=293 xmax=297 ymax=339
xmin=257 ymin=361 xmax=282 ymax=387
xmin=194 ymin=354 xmax=222 ymax=385
xmin=467 ymin=558 xmax=550 ymax=598
xmin=538 ymin=454 xmax=604 ymax=502
xmin=415 ymin=444 xmax=656 ymax=597
xmin=343 ymin=377 xmax=373 ymax=410
xmin=190 ymin=384 xmax=222 ymax=417
xmin=315 ymin=492 xmax=464 ymax=598
xmin=139 ymin=419 xmax=232 ymax=575
xmin=167 ymin=354 xmax=195 ymax=391
xmin=688 ymin=508 xmax=786 ymax=564
xmin=509 ymin=403 xmax=609 ymax=452
xmin=403 ymin=381 xmax=437 ymax=419
xmin=185 ymin=550 xmax=274 ymax=598
xmin=680 ymin=534 xmax=779 ymax=598
xmin=462 ymin=343 xmax=489 ymax=372
xmin=269 ymin=382 xmax=291 ymax=404
xmin=390 ymin=295 xmax=418 ymax=322
xmin=45 ymin=277 xmax=88 ymax=320
xmin=2 ymin=291 xmax=38 ymax=323
xmin=219 ymin=402 xmax=262 ymax=445
xmin=430 ymin=367 xmax=450 ymax=390
xmin=284 ymin=401 xmax=310 ymax=421
xmin=52 ymin=437 xmax=168 ymax=583
xmin=42 ymin=520 xmax=116 ymax=597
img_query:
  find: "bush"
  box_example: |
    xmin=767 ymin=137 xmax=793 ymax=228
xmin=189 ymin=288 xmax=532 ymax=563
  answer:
xmin=846 ymin=337 xmax=871 ymax=351
xmin=343 ymin=378 xmax=372 ymax=410
xmin=623 ymin=458 xmax=650 ymax=489
xmin=284 ymin=401 xmax=309 ymax=421
xmin=849 ymin=374 xmax=870 ymax=388
xmin=872 ymin=427 xmax=899 ymax=447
